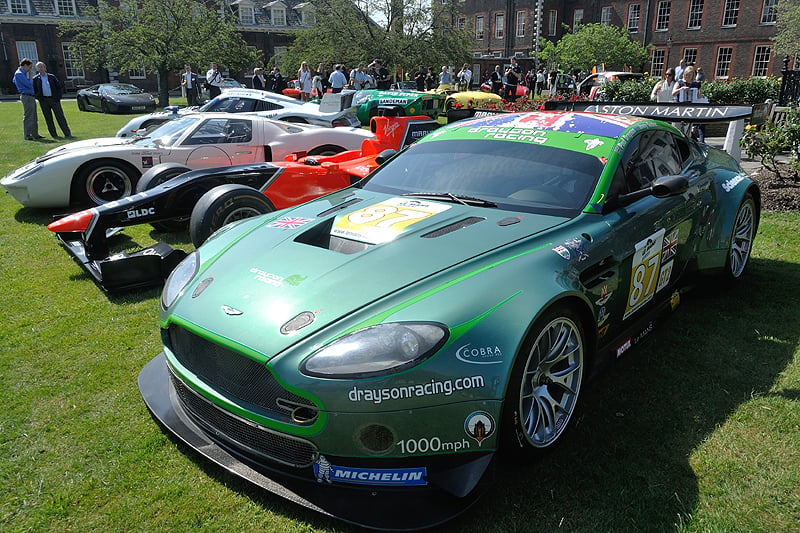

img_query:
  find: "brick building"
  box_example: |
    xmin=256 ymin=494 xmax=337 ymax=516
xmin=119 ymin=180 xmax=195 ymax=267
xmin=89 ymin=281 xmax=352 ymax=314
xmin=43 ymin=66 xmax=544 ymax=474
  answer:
xmin=449 ymin=0 xmax=781 ymax=85
xmin=0 ymin=0 xmax=313 ymax=94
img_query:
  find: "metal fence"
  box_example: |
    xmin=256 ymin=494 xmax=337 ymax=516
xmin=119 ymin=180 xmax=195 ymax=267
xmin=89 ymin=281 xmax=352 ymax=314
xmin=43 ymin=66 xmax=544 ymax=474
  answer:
xmin=778 ymin=56 xmax=800 ymax=106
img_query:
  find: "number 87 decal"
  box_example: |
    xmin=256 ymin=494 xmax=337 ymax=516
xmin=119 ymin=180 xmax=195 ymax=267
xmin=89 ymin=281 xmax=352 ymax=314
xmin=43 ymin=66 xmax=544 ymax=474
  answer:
xmin=624 ymin=229 xmax=665 ymax=319
xmin=333 ymin=198 xmax=451 ymax=245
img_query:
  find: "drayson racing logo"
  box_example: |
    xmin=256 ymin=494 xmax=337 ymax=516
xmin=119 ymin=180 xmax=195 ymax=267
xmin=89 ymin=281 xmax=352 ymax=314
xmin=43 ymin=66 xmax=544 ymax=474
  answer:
xmin=348 ymin=376 xmax=485 ymax=404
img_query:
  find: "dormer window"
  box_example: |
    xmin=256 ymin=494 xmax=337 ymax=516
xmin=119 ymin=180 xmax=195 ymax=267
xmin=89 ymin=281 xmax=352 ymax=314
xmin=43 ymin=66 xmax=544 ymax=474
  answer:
xmin=294 ymin=2 xmax=315 ymax=25
xmin=264 ymin=1 xmax=287 ymax=26
xmin=233 ymin=0 xmax=256 ymax=25
xmin=9 ymin=0 xmax=31 ymax=15
xmin=56 ymin=0 xmax=77 ymax=16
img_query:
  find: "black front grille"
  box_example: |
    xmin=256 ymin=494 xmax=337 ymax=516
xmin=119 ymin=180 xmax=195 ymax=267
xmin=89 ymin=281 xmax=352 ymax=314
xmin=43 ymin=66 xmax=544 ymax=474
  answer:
xmin=170 ymin=370 xmax=317 ymax=468
xmin=166 ymin=325 xmax=318 ymax=423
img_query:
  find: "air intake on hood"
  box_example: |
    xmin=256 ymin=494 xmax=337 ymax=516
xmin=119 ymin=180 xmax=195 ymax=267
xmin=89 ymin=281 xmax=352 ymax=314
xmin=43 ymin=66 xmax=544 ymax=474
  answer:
xmin=421 ymin=217 xmax=484 ymax=238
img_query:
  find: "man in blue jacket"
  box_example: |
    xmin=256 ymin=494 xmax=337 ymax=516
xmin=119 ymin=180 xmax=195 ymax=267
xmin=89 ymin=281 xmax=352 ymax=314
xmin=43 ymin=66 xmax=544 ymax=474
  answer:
xmin=33 ymin=62 xmax=72 ymax=138
xmin=12 ymin=58 xmax=42 ymax=140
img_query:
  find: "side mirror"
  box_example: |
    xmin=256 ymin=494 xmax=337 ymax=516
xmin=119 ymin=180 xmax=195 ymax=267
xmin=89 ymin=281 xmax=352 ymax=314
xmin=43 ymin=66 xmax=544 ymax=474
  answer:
xmin=375 ymin=149 xmax=397 ymax=165
xmin=617 ymin=174 xmax=689 ymax=205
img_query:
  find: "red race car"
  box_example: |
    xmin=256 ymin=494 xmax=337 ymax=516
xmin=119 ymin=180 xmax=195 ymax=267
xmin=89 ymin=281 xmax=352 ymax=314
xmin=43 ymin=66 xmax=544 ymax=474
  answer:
xmin=48 ymin=115 xmax=439 ymax=292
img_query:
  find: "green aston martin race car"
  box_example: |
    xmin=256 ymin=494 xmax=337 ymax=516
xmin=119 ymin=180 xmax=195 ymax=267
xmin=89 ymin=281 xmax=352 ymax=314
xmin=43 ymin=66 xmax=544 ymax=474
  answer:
xmin=140 ymin=110 xmax=760 ymax=529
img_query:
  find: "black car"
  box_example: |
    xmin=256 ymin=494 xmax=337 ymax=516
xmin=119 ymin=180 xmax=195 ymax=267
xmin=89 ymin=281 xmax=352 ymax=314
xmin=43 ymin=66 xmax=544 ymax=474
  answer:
xmin=76 ymin=83 xmax=157 ymax=114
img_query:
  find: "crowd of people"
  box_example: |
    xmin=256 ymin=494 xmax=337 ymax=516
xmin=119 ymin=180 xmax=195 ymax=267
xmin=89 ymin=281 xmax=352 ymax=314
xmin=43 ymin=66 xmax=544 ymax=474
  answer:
xmin=650 ymin=58 xmax=708 ymax=141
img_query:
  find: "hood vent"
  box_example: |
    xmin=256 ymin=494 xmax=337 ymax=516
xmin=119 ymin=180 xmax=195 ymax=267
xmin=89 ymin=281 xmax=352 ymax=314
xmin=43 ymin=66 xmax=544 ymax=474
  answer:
xmin=422 ymin=217 xmax=484 ymax=238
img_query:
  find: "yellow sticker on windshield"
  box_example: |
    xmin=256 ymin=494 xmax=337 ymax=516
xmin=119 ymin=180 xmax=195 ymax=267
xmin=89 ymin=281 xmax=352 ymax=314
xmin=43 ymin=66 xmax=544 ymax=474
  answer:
xmin=332 ymin=197 xmax=451 ymax=244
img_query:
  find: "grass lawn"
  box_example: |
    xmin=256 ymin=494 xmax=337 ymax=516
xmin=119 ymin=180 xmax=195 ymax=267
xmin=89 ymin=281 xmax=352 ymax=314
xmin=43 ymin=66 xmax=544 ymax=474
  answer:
xmin=0 ymin=101 xmax=798 ymax=532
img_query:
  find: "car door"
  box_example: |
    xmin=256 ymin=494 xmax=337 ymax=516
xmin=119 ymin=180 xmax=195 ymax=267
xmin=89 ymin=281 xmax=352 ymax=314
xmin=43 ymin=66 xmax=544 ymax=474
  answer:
xmin=171 ymin=117 xmax=260 ymax=168
xmin=594 ymin=129 xmax=706 ymax=344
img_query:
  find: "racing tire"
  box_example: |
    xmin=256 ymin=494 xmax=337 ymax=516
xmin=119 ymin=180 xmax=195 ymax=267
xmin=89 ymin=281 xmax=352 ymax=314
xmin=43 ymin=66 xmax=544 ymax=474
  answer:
xmin=501 ymin=305 xmax=586 ymax=458
xmin=72 ymin=159 xmax=140 ymax=207
xmin=101 ymin=100 xmax=110 ymax=114
xmin=190 ymin=184 xmax=275 ymax=247
xmin=307 ymin=144 xmax=346 ymax=156
xmin=77 ymin=96 xmax=86 ymax=112
xmin=722 ymin=191 xmax=759 ymax=283
xmin=136 ymin=163 xmax=193 ymax=233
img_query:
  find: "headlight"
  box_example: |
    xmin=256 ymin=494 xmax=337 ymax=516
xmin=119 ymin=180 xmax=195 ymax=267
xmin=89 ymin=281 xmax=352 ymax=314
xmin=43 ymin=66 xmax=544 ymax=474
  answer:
xmin=4 ymin=162 xmax=42 ymax=183
xmin=301 ymin=322 xmax=448 ymax=379
xmin=161 ymin=251 xmax=199 ymax=309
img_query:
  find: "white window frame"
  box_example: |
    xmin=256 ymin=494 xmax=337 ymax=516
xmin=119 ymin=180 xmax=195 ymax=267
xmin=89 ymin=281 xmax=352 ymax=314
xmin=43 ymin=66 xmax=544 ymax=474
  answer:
xmin=683 ymin=48 xmax=698 ymax=66
xmin=573 ymin=9 xmax=583 ymax=29
xmin=627 ymin=4 xmax=641 ymax=33
xmin=760 ymin=0 xmax=777 ymax=24
xmin=752 ymin=45 xmax=771 ymax=77
xmin=238 ymin=4 xmax=255 ymax=25
xmin=548 ymin=10 xmax=557 ymax=36
xmin=9 ymin=0 xmax=30 ymax=14
xmin=722 ymin=0 xmax=739 ymax=27
xmin=128 ymin=66 xmax=146 ymax=79
xmin=476 ymin=15 xmax=484 ymax=39
xmin=495 ymin=13 xmax=505 ymax=39
xmin=655 ymin=1 xmax=670 ymax=31
xmin=516 ymin=10 xmax=525 ymax=38
xmin=56 ymin=0 xmax=77 ymax=16
xmin=457 ymin=16 xmax=465 ymax=30
xmin=15 ymin=41 xmax=37 ymax=62
xmin=271 ymin=7 xmax=286 ymax=26
xmin=62 ymin=43 xmax=84 ymax=78
xmin=600 ymin=6 xmax=613 ymax=25
xmin=651 ymin=49 xmax=666 ymax=77
xmin=715 ymin=47 xmax=733 ymax=79
xmin=687 ymin=0 xmax=703 ymax=29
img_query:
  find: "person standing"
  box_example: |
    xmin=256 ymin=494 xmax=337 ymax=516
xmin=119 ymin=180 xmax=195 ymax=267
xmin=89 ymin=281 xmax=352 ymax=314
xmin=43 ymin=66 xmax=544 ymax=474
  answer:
xmin=252 ymin=67 xmax=267 ymax=90
xmin=181 ymin=64 xmax=200 ymax=106
xmin=674 ymin=58 xmax=686 ymax=83
xmin=504 ymin=57 xmax=522 ymax=101
xmin=438 ymin=65 xmax=452 ymax=89
xmin=650 ymin=68 xmax=675 ymax=102
xmin=414 ymin=65 xmax=426 ymax=91
xmin=205 ymin=62 xmax=223 ymax=99
xmin=268 ymin=67 xmax=287 ymax=93
xmin=13 ymin=58 xmax=41 ymax=140
xmin=328 ymin=64 xmax=348 ymax=93
xmin=424 ymin=67 xmax=437 ymax=91
xmin=297 ymin=61 xmax=312 ymax=101
xmin=672 ymin=66 xmax=704 ymax=141
xmin=456 ymin=63 xmax=472 ymax=91
xmin=32 ymin=62 xmax=71 ymax=138
xmin=490 ymin=65 xmax=504 ymax=95
xmin=370 ymin=60 xmax=390 ymax=90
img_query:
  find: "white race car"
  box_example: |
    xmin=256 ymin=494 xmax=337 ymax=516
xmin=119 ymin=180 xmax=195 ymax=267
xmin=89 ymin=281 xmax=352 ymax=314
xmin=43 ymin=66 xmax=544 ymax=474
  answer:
xmin=2 ymin=112 xmax=374 ymax=208
xmin=116 ymin=88 xmax=361 ymax=137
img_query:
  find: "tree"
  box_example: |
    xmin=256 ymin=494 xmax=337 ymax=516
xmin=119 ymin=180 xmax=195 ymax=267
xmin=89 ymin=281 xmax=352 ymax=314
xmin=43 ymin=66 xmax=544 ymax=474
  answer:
xmin=773 ymin=0 xmax=800 ymax=62
xmin=59 ymin=0 xmax=258 ymax=106
xmin=282 ymin=0 xmax=472 ymax=80
xmin=535 ymin=23 xmax=651 ymax=75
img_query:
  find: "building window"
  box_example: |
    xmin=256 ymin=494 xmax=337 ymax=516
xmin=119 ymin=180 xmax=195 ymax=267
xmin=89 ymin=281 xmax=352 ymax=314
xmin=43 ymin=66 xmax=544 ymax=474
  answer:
xmin=722 ymin=0 xmax=739 ymax=27
xmin=687 ymin=0 xmax=703 ymax=29
xmin=715 ymin=47 xmax=733 ymax=78
xmin=9 ymin=0 xmax=30 ymax=14
xmin=627 ymin=4 xmax=641 ymax=33
xmin=516 ymin=11 xmax=525 ymax=38
xmin=271 ymin=7 xmax=286 ymax=26
xmin=655 ymin=1 xmax=670 ymax=31
xmin=548 ymin=10 xmax=557 ymax=36
xmin=273 ymin=46 xmax=288 ymax=68
xmin=299 ymin=9 xmax=315 ymax=25
xmin=16 ymin=41 xmax=37 ymax=62
xmin=683 ymin=48 xmax=698 ymax=66
xmin=128 ymin=66 xmax=146 ymax=79
xmin=573 ymin=9 xmax=583 ymax=29
xmin=62 ymin=43 xmax=83 ymax=78
xmin=56 ymin=0 xmax=77 ymax=16
xmin=600 ymin=6 xmax=612 ymax=24
xmin=752 ymin=45 xmax=771 ymax=76
xmin=760 ymin=0 xmax=777 ymax=24
xmin=237 ymin=4 xmax=255 ymax=25
xmin=651 ymin=49 xmax=666 ymax=77
xmin=457 ymin=16 xmax=465 ymax=30
xmin=495 ymin=13 xmax=504 ymax=39
xmin=476 ymin=16 xmax=484 ymax=39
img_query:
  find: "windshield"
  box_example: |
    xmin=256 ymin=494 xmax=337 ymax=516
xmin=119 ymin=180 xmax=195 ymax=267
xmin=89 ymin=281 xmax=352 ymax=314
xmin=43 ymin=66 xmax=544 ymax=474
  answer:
xmin=132 ymin=116 xmax=200 ymax=147
xmin=361 ymin=139 xmax=604 ymax=216
xmin=198 ymin=96 xmax=258 ymax=113
xmin=104 ymin=84 xmax=144 ymax=95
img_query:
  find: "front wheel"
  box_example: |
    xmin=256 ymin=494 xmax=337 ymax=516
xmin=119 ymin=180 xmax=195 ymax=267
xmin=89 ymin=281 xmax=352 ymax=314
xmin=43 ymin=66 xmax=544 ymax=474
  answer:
xmin=502 ymin=306 xmax=586 ymax=455
xmin=73 ymin=160 xmax=139 ymax=206
xmin=189 ymin=184 xmax=274 ymax=247
xmin=77 ymin=96 xmax=86 ymax=111
xmin=723 ymin=191 xmax=759 ymax=282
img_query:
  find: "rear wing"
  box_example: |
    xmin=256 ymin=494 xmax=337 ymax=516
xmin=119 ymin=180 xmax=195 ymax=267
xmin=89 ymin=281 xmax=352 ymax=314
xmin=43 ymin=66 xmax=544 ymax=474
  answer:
xmin=318 ymin=91 xmax=355 ymax=113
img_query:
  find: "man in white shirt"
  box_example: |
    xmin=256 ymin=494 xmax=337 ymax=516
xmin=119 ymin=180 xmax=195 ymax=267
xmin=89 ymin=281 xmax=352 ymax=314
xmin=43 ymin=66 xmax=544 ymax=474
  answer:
xmin=205 ymin=62 xmax=224 ymax=98
xmin=328 ymin=64 xmax=348 ymax=93
xmin=181 ymin=64 xmax=200 ymax=106
xmin=33 ymin=61 xmax=71 ymax=138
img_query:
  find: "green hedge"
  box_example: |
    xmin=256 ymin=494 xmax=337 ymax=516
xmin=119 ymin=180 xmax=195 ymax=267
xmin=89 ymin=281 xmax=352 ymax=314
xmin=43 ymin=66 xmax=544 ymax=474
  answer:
xmin=602 ymin=76 xmax=780 ymax=105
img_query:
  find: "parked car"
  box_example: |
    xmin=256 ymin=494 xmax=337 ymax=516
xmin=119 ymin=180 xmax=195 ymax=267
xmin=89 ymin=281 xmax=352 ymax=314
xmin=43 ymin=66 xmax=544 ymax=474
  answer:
xmin=479 ymin=81 xmax=530 ymax=99
xmin=47 ymin=115 xmax=440 ymax=292
xmin=350 ymin=89 xmax=444 ymax=125
xmin=76 ymin=83 xmax=157 ymax=114
xmin=115 ymin=88 xmax=361 ymax=137
xmin=2 ymin=113 xmax=373 ymax=208
xmin=576 ymin=71 xmax=646 ymax=100
xmin=139 ymin=110 xmax=760 ymax=530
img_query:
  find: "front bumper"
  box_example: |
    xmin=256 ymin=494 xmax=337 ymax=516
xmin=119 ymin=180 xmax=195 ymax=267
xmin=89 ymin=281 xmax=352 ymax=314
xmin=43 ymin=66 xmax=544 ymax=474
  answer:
xmin=139 ymin=353 xmax=495 ymax=530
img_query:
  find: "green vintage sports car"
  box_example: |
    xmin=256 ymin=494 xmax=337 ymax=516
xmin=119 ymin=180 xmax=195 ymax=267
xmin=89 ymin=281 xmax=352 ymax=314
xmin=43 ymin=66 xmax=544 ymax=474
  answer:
xmin=350 ymin=89 xmax=444 ymax=125
xmin=140 ymin=111 xmax=760 ymax=529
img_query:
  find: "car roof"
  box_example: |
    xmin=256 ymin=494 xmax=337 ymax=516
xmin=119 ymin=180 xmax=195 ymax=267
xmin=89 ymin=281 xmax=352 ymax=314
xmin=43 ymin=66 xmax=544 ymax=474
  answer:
xmin=219 ymin=87 xmax=305 ymax=106
xmin=418 ymin=111 xmax=652 ymax=157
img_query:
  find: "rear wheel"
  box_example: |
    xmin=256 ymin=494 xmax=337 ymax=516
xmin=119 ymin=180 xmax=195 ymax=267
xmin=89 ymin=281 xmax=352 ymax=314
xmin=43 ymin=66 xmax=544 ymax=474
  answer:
xmin=502 ymin=305 xmax=586 ymax=456
xmin=72 ymin=160 xmax=140 ymax=206
xmin=307 ymin=144 xmax=345 ymax=156
xmin=101 ymin=99 xmax=110 ymax=113
xmin=723 ymin=191 xmax=759 ymax=282
xmin=189 ymin=184 xmax=274 ymax=247
xmin=136 ymin=163 xmax=192 ymax=232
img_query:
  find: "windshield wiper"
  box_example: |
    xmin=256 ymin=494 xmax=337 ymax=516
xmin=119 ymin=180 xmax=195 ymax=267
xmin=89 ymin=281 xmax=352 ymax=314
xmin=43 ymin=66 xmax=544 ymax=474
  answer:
xmin=402 ymin=192 xmax=497 ymax=207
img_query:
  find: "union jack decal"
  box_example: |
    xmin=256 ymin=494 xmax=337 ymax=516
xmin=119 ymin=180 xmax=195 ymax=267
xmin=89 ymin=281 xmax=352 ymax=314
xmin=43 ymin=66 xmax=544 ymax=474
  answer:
xmin=268 ymin=216 xmax=314 ymax=229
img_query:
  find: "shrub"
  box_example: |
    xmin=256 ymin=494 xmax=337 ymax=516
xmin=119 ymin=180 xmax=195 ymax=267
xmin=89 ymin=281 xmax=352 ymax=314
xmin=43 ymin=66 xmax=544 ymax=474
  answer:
xmin=602 ymin=78 xmax=654 ymax=102
xmin=739 ymin=106 xmax=800 ymax=180
xmin=702 ymin=77 xmax=780 ymax=105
